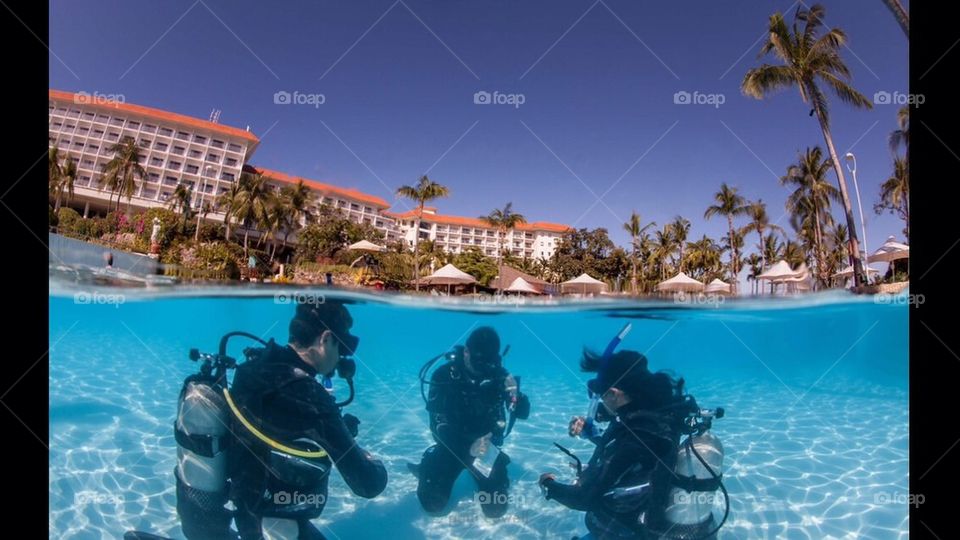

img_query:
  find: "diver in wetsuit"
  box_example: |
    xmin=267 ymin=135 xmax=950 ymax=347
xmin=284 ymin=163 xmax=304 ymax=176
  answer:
xmin=414 ymin=326 xmax=531 ymax=518
xmin=227 ymin=300 xmax=387 ymax=539
xmin=539 ymin=350 xmax=687 ymax=540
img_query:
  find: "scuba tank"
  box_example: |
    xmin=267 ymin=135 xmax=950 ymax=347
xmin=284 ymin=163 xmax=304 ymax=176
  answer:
xmin=658 ymin=407 xmax=728 ymax=540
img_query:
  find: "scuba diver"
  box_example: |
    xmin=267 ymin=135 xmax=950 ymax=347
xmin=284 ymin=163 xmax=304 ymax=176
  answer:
xmin=167 ymin=299 xmax=387 ymax=540
xmin=411 ymin=326 xmax=531 ymax=518
xmin=540 ymin=324 xmax=728 ymax=540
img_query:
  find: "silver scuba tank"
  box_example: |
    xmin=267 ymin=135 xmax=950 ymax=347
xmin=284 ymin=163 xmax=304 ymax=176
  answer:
xmin=663 ymin=431 xmax=724 ymax=527
xmin=175 ymin=380 xmax=229 ymax=493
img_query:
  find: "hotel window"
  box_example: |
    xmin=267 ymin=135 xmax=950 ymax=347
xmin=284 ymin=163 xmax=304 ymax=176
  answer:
xmin=96 ymin=114 xmax=109 ymax=122
xmin=67 ymin=109 xmax=81 ymax=118
xmin=143 ymin=124 xmax=157 ymax=133
xmin=169 ymin=161 xmax=182 ymax=171
xmin=164 ymin=176 xmax=177 ymax=186
xmin=350 ymin=203 xmax=359 ymax=211
xmin=128 ymin=121 xmax=141 ymax=129
xmin=109 ymin=117 xmax=124 ymax=126
xmin=66 ymin=124 xmax=76 ymax=130
xmin=225 ymin=157 xmax=238 ymax=166
xmin=87 ymin=144 xmax=99 ymax=152
xmin=188 ymin=149 xmax=202 ymax=158
xmin=82 ymin=159 xmax=94 ymax=167
xmin=52 ymin=121 xmax=63 ymax=129
xmin=176 ymin=131 xmax=190 ymax=140
xmin=83 ymin=112 xmax=95 ymax=120
xmin=79 ymin=175 xmax=91 ymax=183
xmin=211 ymin=139 xmax=224 ymax=149
xmin=56 ymin=107 xmax=67 ymax=114
xmin=172 ymin=146 xmax=185 ymax=156
xmin=220 ymin=172 xmax=235 ymax=182
xmin=193 ymin=134 xmax=207 ymax=144
xmin=337 ymin=201 xmax=347 ymax=207
xmin=228 ymin=143 xmax=243 ymax=152
xmin=93 ymin=128 xmax=104 ymax=137
xmin=150 ymin=157 xmax=164 ymax=167
xmin=159 ymin=127 xmax=173 ymax=136
xmin=185 ymin=164 xmax=199 ymax=174
xmin=140 ymin=139 xmax=152 ymax=147
xmin=154 ymin=141 xmax=168 ymax=151
xmin=73 ymin=141 xmax=84 ymax=149
xmin=142 ymin=189 xmax=157 ymax=199
xmin=206 ymin=153 xmax=220 ymax=162
xmin=107 ymin=132 xmax=119 ymax=141
xmin=148 ymin=172 xmax=160 ymax=182
xmin=364 ymin=206 xmax=372 ymax=213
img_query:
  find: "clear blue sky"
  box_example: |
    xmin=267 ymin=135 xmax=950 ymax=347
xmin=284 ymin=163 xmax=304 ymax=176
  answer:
xmin=50 ymin=0 xmax=908 ymax=256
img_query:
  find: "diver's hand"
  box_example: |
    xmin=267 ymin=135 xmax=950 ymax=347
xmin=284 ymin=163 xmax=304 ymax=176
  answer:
xmin=568 ymin=416 xmax=586 ymax=438
xmin=343 ymin=413 xmax=360 ymax=438
xmin=470 ymin=432 xmax=492 ymax=457
xmin=538 ymin=473 xmax=556 ymax=489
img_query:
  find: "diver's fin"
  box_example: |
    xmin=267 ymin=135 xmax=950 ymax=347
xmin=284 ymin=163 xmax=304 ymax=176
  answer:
xmin=124 ymin=532 xmax=174 ymax=540
xmin=406 ymin=462 xmax=421 ymax=478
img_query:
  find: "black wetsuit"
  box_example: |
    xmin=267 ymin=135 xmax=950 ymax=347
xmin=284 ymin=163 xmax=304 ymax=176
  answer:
xmin=542 ymin=403 xmax=679 ymax=540
xmin=228 ymin=340 xmax=387 ymax=539
xmin=416 ymin=361 xmax=530 ymax=517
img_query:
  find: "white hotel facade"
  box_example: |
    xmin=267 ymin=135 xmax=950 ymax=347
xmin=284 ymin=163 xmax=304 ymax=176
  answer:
xmin=48 ymin=89 xmax=569 ymax=256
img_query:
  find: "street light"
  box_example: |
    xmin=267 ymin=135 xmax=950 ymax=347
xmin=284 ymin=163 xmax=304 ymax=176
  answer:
xmin=844 ymin=152 xmax=869 ymax=269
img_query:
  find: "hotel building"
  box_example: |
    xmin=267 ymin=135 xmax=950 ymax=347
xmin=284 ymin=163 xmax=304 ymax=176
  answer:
xmin=48 ymin=89 xmax=568 ymax=257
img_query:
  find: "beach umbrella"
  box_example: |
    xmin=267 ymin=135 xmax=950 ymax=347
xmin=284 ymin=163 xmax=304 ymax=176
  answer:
xmin=656 ymin=272 xmax=705 ymax=293
xmin=347 ymin=240 xmax=386 ymax=252
xmin=757 ymin=260 xmax=800 ymax=282
xmin=419 ymin=263 xmax=477 ymax=294
xmin=704 ymin=278 xmax=731 ymax=295
xmin=867 ymin=236 xmax=909 ymax=263
xmin=561 ymin=273 xmax=608 ymax=294
xmin=832 ymin=264 xmax=880 ymax=279
xmin=505 ymin=277 xmax=542 ymax=295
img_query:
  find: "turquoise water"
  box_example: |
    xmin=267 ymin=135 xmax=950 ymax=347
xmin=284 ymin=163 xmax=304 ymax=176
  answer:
xmin=49 ymin=284 xmax=909 ymax=539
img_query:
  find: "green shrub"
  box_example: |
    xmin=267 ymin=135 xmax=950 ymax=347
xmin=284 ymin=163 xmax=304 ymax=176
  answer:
xmin=57 ymin=207 xmax=81 ymax=232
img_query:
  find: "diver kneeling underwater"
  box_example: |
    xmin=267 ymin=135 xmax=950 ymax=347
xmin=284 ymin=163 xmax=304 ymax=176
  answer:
xmin=411 ymin=326 xmax=531 ymax=518
xmin=147 ymin=299 xmax=387 ymax=540
xmin=540 ymin=324 xmax=729 ymax=540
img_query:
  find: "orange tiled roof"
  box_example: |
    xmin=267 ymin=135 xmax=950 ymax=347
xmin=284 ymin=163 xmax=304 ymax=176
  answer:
xmin=244 ymin=165 xmax=390 ymax=208
xmin=385 ymin=209 xmax=570 ymax=233
xmin=49 ymin=89 xmax=259 ymax=144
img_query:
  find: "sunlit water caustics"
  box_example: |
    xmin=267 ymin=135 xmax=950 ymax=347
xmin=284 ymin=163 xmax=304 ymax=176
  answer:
xmin=49 ymin=279 xmax=909 ymax=539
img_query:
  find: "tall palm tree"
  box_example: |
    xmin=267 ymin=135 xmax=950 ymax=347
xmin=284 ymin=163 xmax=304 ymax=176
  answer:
xmin=168 ymin=183 xmax=194 ymax=233
xmin=481 ymin=202 xmax=527 ymax=291
xmin=704 ymin=183 xmax=748 ymax=290
xmin=53 ymin=158 xmax=78 ymax=212
xmin=196 ymin=201 xmax=213 ymax=243
xmin=876 ymin=158 xmax=909 ymax=239
xmin=397 ymin=175 xmax=449 ymax=291
xmin=685 ymin=235 xmax=723 ymax=281
xmin=622 ymin=211 xmax=656 ymax=294
xmin=652 ymin=225 xmax=676 ymax=281
xmin=232 ymin=172 xmax=272 ymax=258
xmin=101 ymin=138 xmax=147 ymax=212
xmin=743 ymin=200 xmax=785 ymax=269
xmin=782 ymin=147 xmax=838 ymax=285
xmin=745 ymin=253 xmax=763 ymax=295
xmin=48 ymin=146 xmax=63 ymax=203
xmin=264 ymin=193 xmax=290 ymax=262
xmin=881 ymin=0 xmax=909 ymax=38
xmin=667 ymin=216 xmax=691 ymax=272
xmin=217 ymin=182 xmax=243 ymax=242
xmin=743 ymin=4 xmax=873 ymax=286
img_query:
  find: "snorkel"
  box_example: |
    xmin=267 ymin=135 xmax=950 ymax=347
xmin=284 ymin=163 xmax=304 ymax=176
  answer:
xmin=583 ymin=322 xmax=633 ymax=436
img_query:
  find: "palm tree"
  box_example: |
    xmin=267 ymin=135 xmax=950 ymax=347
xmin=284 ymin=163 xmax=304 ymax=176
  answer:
xmin=196 ymin=201 xmax=213 ymax=243
xmin=652 ymin=225 xmax=676 ymax=281
xmin=742 ymin=4 xmax=873 ymax=286
xmin=685 ymin=235 xmax=723 ymax=281
xmin=761 ymin=233 xmax=785 ymax=293
xmin=745 ymin=253 xmax=763 ymax=295
xmin=264 ymin=193 xmax=290 ymax=262
xmin=667 ymin=216 xmax=691 ymax=272
xmin=622 ymin=211 xmax=655 ymax=294
xmin=704 ymin=183 xmax=748 ymax=291
xmin=217 ymin=182 xmax=243 ymax=242
xmin=168 ymin=183 xmax=194 ymax=233
xmin=876 ymin=158 xmax=909 ymax=239
xmin=232 ymin=172 xmax=272 ymax=258
xmin=743 ymin=200 xmax=785 ymax=269
xmin=881 ymin=0 xmax=909 ymax=38
xmin=282 ymin=180 xmax=315 ymax=244
xmin=397 ymin=175 xmax=449 ymax=291
xmin=482 ymin=202 xmax=527 ymax=292
xmin=48 ymin=146 xmax=63 ymax=203
xmin=782 ymin=147 xmax=838 ymax=285
xmin=52 ymin=158 xmax=78 ymax=212
xmin=101 ymin=138 xmax=147 ymax=212
xmin=417 ymin=239 xmax=449 ymax=274
xmin=889 ymin=105 xmax=909 ymax=156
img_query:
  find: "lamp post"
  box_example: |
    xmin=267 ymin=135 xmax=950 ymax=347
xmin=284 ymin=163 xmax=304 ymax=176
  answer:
xmin=843 ymin=153 xmax=869 ymax=268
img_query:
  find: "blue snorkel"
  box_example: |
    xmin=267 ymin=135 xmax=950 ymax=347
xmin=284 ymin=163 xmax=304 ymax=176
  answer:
xmin=583 ymin=322 xmax=633 ymax=438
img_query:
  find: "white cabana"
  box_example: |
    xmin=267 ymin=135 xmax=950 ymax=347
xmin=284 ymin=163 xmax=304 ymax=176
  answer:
xmin=832 ymin=264 xmax=880 ymax=279
xmin=757 ymin=260 xmax=800 ymax=282
xmin=781 ymin=263 xmax=814 ymax=292
xmin=419 ymin=263 xmax=477 ymax=294
xmin=704 ymin=278 xmax=732 ymax=295
xmin=347 ymin=240 xmax=386 ymax=252
xmin=561 ymin=273 xmax=608 ymax=294
xmin=868 ymin=236 xmax=909 ymax=263
xmin=505 ymin=277 xmax=542 ymax=295
xmin=656 ymin=272 xmax=705 ymax=293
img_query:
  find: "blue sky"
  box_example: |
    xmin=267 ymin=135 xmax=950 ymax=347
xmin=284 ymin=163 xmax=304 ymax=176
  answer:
xmin=50 ymin=0 xmax=908 ymax=258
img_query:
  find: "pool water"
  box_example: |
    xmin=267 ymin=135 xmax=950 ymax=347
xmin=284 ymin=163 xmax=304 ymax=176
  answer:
xmin=49 ymin=286 xmax=909 ymax=539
